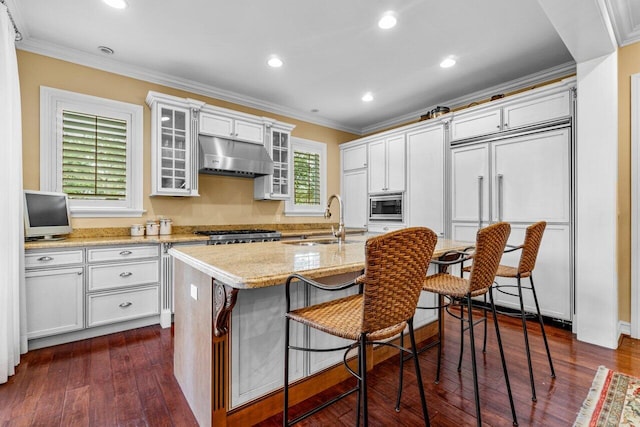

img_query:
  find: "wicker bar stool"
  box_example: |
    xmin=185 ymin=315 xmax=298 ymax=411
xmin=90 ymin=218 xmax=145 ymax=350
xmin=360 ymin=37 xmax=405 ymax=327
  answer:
xmin=283 ymin=227 xmax=438 ymax=426
xmin=399 ymin=222 xmax=518 ymax=427
xmin=485 ymin=221 xmax=556 ymax=402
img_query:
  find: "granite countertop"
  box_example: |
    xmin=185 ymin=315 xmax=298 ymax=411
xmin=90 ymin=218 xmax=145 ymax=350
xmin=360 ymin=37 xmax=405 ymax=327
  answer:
xmin=24 ymin=226 xmax=368 ymax=250
xmin=169 ymin=234 xmax=472 ymax=290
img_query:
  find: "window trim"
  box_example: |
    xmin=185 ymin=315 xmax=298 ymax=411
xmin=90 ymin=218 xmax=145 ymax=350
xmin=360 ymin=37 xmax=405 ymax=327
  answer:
xmin=285 ymin=137 xmax=327 ymax=216
xmin=40 ymin=86 xmax=144 ymax=217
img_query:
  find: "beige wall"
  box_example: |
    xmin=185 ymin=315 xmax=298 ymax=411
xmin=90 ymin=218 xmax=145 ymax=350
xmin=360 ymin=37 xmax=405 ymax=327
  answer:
xmin=18 ymin=51 xmax=357 ymax=229
xmin=617 ymin=42 xmax=640 ymax=322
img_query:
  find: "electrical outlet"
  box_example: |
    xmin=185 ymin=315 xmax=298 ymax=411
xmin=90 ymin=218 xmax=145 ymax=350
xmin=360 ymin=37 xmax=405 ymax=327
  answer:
xmin=190 ymin=284 xmax=198 ymax=301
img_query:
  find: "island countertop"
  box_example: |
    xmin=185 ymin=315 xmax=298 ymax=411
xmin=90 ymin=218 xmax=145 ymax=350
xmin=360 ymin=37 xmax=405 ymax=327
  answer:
xmin=168 ymin=233 xmax=472 ymax=289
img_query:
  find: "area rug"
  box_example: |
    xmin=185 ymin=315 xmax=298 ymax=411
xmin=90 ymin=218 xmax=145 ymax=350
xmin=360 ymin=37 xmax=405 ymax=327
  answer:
xmin=574 ymin=366 xmax=640 ymax=426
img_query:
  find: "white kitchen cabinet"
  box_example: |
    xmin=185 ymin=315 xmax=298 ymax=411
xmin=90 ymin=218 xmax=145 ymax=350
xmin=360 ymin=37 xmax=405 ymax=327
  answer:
xmin=343 ymin=169 xmax=367 ymax=229
xmin=199 ymin=112 xmax=264 ymax=145
xmin=254 ymin=123 xmax=296 ymax=200
xmin=342 ymin=144 xmax=367 ymax=171
xmin=451 ymin=84 xmax=573 ymax=142
xmin=450 ymin=143 xmax=490 ymax=225
xmin=368 ymin=134 xmax=405 ymax=193
xmin=26 ymin=266 xmax=84 ymax=339
xmin=86 ymin=244 xmax=160 ymax=327
xmin=147 ymin=92 xmax=203 ymax=197
xmin=406 ymin=125 xmax=446 ymax=236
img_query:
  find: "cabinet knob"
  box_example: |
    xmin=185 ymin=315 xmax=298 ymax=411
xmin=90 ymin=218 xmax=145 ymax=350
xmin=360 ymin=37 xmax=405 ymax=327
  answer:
xmin=119 ymin=272 xmax=133 ymax=278
xmin=504 ymin=123 xmax=509 ymax=128
xmin=77 ymin=271 xmax=83 ymax=275
xmin=119 ymin=302 xmax=133 ymax=308
xmin=37 ymin=256 xmax=53 ymax=262
xmin=496 ymin=125 xmax=500 ymax=128
xmin=363 ymin=163 xmax=367 ymax=167
xmin=119 ymin=250 xmax=132 ymax=256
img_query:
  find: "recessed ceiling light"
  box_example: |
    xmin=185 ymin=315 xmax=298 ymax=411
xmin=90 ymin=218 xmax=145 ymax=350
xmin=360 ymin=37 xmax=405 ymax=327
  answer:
xmin=103 ymin=0 xmax=128 ymax=9
xmin=378 ymin=11 xmax=397 ymax=30
xmin=362 ymin=92 xmax=374 ymax=102
xmin=98 ymin=45 xmax=114 ymax=55
xmin=440 ymin=57 xmax=456 ymax=68
xmin=267 ymin=56 xmax=283 ymax=68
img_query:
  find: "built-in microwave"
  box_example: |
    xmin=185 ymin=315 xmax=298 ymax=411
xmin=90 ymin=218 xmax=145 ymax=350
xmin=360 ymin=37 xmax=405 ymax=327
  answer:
xmin=369 ymin=193 xmax=404 ymax=221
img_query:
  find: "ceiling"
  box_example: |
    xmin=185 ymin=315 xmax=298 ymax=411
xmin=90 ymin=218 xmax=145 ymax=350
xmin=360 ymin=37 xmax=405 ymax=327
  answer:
xmin=5 ymin=0 xmax=637 ymax=135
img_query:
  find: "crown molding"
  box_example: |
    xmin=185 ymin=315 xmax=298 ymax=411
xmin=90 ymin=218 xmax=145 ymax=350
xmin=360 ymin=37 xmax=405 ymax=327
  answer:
xmin=16 ymin=37 xmax=362 ymax=135
xmin=360 ymin=61 xmax=577 ymax=135
xmin=605 ymin=0 xmax=640 ymax=47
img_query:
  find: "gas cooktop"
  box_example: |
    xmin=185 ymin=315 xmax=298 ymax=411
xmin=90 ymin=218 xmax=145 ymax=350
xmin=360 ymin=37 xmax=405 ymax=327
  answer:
xmin=194 ymin=229 xmax=281 ymax=244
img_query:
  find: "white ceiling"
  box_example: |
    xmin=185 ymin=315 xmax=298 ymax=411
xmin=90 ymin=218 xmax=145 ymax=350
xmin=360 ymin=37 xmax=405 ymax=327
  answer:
xmin=5 ymin=0 xmax=634 ymax=134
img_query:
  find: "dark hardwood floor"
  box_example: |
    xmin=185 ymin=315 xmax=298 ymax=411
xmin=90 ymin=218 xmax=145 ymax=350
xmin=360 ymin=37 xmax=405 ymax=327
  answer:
xmin=2 ymin=311 xmax=640 ymax=426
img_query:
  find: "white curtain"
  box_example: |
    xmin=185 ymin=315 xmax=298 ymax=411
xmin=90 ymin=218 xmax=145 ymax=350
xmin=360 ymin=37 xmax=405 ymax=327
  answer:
xmin=0 ymin=3 xmax=25 ymax=385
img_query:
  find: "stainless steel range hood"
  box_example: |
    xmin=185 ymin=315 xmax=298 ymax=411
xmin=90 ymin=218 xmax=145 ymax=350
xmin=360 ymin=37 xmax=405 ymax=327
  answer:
xmin=198 ymin=135 xmax=273 ymax=178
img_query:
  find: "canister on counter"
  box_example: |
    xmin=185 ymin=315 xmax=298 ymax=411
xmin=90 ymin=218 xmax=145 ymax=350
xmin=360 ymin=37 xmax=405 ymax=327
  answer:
xmin=130 ymin=224 xmax=145 ymax=236
xmin=146 ymin=220 xmax=159 ymax=236
xmin=159 ymin=218 xmax=172 ymax=235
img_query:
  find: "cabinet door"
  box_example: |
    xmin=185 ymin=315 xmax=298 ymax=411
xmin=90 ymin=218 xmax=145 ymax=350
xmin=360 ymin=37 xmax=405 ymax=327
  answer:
xmin=386 ymin=135 xmax=406 ymax=192
xmin=26 ymin=267 xmax=84 ymax=338
xmin=270 ymin=129 xmax=289 ymax=197
xmin=503 ymin=91 xmax=571 ymax=131
xmin=491 ymin=128 xmax=570 ymax=223
xmin=492 ymin=224 xmax=571 ymax=321
xmin=368 ymin=139 xmax=386 ymax=193
xmin=451 ymin=109 xmax=501 ymax=141
xmin=231 ymin=284 xmax=304 ymax=408
xmin=234 ymin=119 xmax=264 ymax=144
xmin=407 ymin=126 xmax=445 ymax=236
xmin=199 ymin=113 xmax=233 ymax=138
xmin=342 ymin=145 xmax=367 ymax=171
xmin=155 ymin=105 xmax=191 ymax=195
xmin=450 ymin=143 xmax=490 ymax=224
xmin=343 ymin=169 xmax=367 ymax=229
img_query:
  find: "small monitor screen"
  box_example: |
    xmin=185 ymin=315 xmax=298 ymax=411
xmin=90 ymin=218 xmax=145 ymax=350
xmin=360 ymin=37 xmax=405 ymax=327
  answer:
xmin=25 ymin=192 xmax=70 ymax=227
xmin=23 ymin=190 xmax=72 ymax=240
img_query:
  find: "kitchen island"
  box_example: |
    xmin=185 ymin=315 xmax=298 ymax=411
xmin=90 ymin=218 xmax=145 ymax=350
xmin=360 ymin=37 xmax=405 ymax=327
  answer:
xmin=169 ymin=234 xmax=470 ymax=426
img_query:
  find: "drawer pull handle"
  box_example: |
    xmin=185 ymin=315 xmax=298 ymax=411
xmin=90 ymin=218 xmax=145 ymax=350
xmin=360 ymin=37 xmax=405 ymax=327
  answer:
xmin=119 ymin=302 xmax=133 ymax=308
xmin=120 ymin=272 xmax=133 ymax=278
xmin=119 ymin=250 xmax=132 ymax=256
xmin=37 ymin=256 xmax=53 ymax=262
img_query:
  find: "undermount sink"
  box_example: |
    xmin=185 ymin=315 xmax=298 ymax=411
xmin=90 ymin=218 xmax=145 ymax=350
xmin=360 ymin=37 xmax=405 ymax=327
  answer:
xmin=281 ymin=238 xmax=358 ymax=246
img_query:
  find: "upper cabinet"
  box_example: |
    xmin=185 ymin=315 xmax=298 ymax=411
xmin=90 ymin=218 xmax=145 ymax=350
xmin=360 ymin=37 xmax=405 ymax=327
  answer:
xmin=368 ymin=134 xmax=405 ymax=193
xmin=200 ymin=112 xmax=264 ymax=145
xmin=451 ymin=84 xmax=573 ymax=142
xmin=254 ymin=123 xmax=296 ymax=200
xmin=342 ymin=144 xmax=367 ymax=171
xmin=147 ymin=92 xmax=204 ymax=197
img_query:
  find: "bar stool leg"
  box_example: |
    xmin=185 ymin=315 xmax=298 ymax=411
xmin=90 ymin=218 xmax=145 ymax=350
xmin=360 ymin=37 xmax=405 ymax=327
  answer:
xmin=530 ymin=275 xmax=556 ymax=378
xmin=517 ymin=275 xmax=537 ymax=402
xmin=360 ymin=333 xmax=368 ymax=427
xmin=465 ymin=295 xmax=482 ymax=427
xmin=435 ymin=295 xmax=443 ymax=384
xmin=408 ymin=318 xmax=431 ymax=427
xmin=283 ymin=317 xmax=290 ymax=427
xmin=457 ymin=300 xmax=465 ymax=372
xmin=489 ymin=289 xmax=519 ymax=426
xmin=395 ymin=331 xmax=404 ymax=412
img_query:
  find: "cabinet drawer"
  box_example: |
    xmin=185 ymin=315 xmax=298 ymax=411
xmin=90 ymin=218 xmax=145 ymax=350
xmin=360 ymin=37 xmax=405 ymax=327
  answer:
xmin=88 ymin=260 xmax=159 ymax=292
xmin=368 ymin=224 xmax=405 ymax=234
xmin=87 ymin=245 xmax=158 ymax=263
xmin=87 ymin=286 xmax=159 ymax=327
xmin=25 ymin=249 xmax=84 ymax=269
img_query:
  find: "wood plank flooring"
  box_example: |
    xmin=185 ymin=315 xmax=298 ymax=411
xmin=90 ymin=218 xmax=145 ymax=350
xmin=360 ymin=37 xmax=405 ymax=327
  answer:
xmin=2 ymin=311 xmax=640 ymax=426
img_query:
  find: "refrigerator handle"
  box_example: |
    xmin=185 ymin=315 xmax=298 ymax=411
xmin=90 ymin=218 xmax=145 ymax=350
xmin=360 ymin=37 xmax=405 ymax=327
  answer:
xmin=478 ymin=175 xmax=484 ymax=229
xmin=497 ymin=173 xmax=504 ymax=222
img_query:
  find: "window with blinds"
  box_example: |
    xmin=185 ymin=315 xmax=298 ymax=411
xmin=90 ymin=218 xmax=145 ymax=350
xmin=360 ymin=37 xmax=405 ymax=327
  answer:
xmin=293 ymin=150 xmax=321 ymax=205
xmin=61 ymin=111 xmax=127 ymax=200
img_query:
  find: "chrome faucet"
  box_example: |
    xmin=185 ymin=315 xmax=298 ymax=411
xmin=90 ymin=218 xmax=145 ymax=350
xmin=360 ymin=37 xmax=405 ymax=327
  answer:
xmin=324 ymin=194 xmax=346 ymax=243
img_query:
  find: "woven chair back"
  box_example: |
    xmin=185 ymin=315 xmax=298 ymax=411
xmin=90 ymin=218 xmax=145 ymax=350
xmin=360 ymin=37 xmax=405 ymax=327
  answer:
xmin=361 ymin=227 xmax=437 ymax=334
xmin=518 ymin=221 xmax=546 ymax=274
xmin=467 ymin=222 xmax=511 ymax=294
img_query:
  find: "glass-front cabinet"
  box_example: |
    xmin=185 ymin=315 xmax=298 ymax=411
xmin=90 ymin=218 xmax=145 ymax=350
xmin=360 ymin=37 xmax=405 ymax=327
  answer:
xmin=147 ymin=92 xmax=204 ymax=197
xmin=159 ymin=106 xmax=189 ymax=194
xmin=254 ymin=123 xmax=296 ymax=200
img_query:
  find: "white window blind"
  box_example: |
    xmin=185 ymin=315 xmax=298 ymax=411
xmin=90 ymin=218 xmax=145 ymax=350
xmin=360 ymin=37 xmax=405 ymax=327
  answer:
xmin=62 ymin=111 xmax=127 ymax=200
xmin=293 ymin=150 xmax=320 ymax=205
